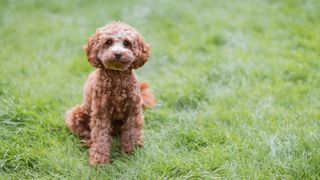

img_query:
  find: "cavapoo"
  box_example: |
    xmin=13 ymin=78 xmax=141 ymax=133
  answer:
xmin=65 ymin=22 xmax=156 ymax=165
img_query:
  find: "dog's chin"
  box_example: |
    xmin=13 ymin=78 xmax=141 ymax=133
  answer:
xmin=102 ymin=59 xmax=132 ymax=71
xmin=105 ymin=66 xmax=128 ymax=71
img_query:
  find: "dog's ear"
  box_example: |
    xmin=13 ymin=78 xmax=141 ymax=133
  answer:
xmin=85 ymin=32 xmax=103 ymax=68
xmin=131 ymin=35 xmax=150 ymax=69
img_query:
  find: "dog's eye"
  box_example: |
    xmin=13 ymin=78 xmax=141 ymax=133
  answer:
xmin=123 ymin=40 xmax=130 ymax=47
xmin=106 ymin=40 xmax=113 ymax=45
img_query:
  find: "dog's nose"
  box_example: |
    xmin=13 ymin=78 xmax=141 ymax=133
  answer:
xmin=114 ymin=53 xmax=122 ymax=60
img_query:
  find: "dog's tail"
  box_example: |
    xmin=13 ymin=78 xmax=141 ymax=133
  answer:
xmin=139 ymin=81 xmax=156 ymax=109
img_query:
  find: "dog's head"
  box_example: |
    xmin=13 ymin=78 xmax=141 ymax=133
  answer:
xmin=85 ymin=22 xmax=150 ymax=71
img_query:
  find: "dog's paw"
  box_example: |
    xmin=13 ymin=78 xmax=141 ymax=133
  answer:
xmin=89 ymin=153 xmax=109 ymax=166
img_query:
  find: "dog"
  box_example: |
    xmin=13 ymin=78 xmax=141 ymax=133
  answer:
xmin=65 ymin=22 xmax=156 ymax=165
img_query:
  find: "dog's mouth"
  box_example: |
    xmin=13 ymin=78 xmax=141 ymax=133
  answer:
xmin=103 ymin=59 xmax=132 ymax=71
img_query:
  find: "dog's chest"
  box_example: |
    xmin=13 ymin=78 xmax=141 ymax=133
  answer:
xmin=108 ymin=87 xmax=140 ymax=120
xmin=98 ymin=70 xmax=140 ymax=120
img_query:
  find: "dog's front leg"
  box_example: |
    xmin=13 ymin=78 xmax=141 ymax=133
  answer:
xmin=89 ymin=99 xmax=112 ymax=165
xmin=120 ymin=109 xmax=144 ymax=153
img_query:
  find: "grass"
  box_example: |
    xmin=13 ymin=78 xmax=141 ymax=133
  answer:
xmin=0 ymin=0 xmax=320 ymax=178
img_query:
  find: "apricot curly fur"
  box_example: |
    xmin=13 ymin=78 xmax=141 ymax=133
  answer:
xmin=65 ymin=22 xmax=156 ymax=165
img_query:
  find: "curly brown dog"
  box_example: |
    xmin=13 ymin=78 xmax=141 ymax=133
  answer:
xmin=65 ymin=22 xmax=156 ymax=165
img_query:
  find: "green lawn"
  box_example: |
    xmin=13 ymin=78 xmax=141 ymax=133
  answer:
xmin=1 ymin=0 xmax=320 ymax=179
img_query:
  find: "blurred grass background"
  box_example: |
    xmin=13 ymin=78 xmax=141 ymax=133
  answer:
xmin=0 ymin=0 xmax=320 ymax=178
